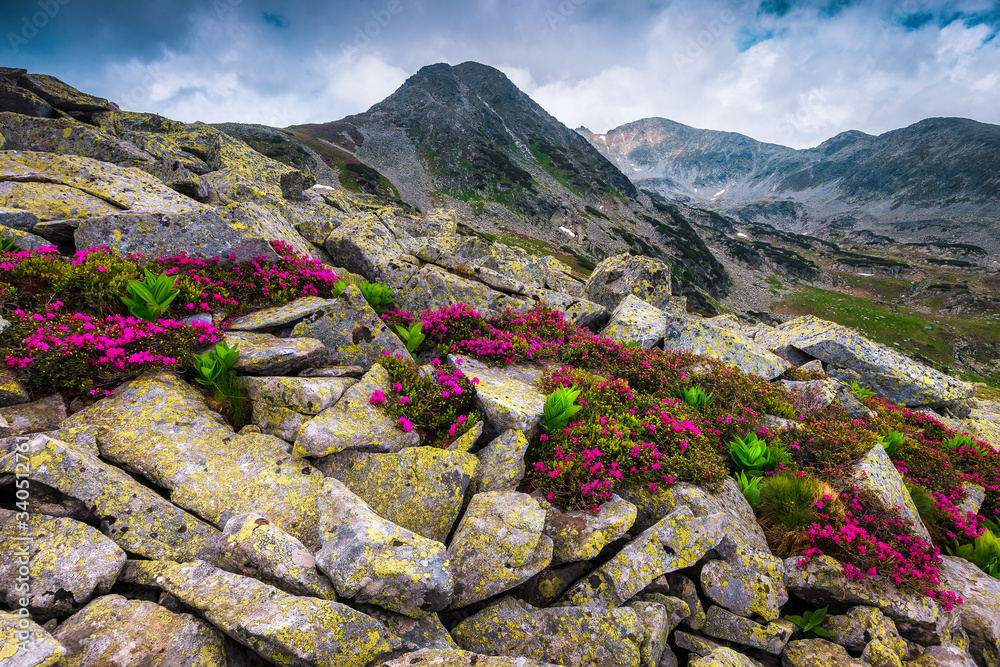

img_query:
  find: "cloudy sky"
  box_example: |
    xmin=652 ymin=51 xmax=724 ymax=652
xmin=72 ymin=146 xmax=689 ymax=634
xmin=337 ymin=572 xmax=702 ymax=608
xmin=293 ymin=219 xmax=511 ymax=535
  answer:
xmin=2 ymin=0 xmax=999 ymax=148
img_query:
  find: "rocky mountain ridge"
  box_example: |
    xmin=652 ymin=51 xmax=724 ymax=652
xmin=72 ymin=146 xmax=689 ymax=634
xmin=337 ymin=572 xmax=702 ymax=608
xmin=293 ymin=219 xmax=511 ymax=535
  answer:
xmin=578 ymin=117 xmax=1000 ymax=254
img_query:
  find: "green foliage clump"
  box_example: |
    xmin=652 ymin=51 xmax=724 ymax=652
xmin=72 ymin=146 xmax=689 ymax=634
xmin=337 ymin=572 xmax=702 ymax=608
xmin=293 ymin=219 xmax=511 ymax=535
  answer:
xmin=678 ymin=385 xmax=713 ymax=409
xmin=735 ymin=471 xmax=763 ymax=509
xmin=728 ymin=433 xmax=788 ymax=477
xmin=879 ymin=430 xmax=907 ymax=458
xmin=850 ymin=380 xmax=876 ymax=399
xmin=785 ymin=607 xmax=831 ymax=638
xmin=122 ymin=269 xmax=179 ymax=321
xmin=190 ymin=340 xmax=247 ymax=426
xmin=543 ymin=386 xmax=582 ymax=433
xmin=359 ymin=281 xmax=395 ymax=315
xmin=394 ymin=321 xmax=426 ymax=359
xmin=948 ymin=520 xmax=1000 ymax=579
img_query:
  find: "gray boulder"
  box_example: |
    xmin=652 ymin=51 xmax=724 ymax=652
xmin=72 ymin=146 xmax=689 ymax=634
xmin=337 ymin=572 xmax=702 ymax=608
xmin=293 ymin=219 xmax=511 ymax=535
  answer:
xmin=600 ymin=295 xmax=667 ymax=348
xmin=454 ymin=357 xmax=548 ymax=439
xmin=663 ymin=315 xmax=791 ymax=380
xmin=226 ymin=331 xmax=326 ymax=376
xmin=473 ymin=429 xmax=530 ymax=494
xmin=583 ymin=253 xmax=672 ymax=310
xmin=533 ymin=492 xmax=637 ymax=565
xmin=849 ymin=443 xmax=931 ymax=542
xmin=937 ymin=555 xmax=1000 ymax=666
xmin=0 ymin=610 xmax=65 ymax=666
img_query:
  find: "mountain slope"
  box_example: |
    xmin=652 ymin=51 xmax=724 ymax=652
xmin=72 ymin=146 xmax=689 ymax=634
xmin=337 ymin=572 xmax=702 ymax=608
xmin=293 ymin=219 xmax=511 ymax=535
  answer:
xmin=581 ymin=117 xmax=1000 ymax=254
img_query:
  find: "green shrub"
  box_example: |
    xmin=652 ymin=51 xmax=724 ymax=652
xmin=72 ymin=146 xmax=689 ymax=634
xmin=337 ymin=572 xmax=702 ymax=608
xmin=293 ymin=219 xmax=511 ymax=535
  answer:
xmin=0 ymin=238 xmax=17 ymax=253
xmin=880 ymin=430 xmax=907 ymax=458
xmin=122 ymin=269 xmax=180 ymax=322
xmin=359 ymin=281 xmax=395 ymax=314
xmin=905 ymin=481 xmax=937 ymax=526
xmin=943 ymin=433 xmax=977 ymax=454
xmin=678 ymin=385 xmax=714 ymax=409
xmin=728 ymin=432 xmax=786 ymax=477
xmin=543 ymin=386 xmax=583 ymax=433
xmin=785 ymin=607 xmax=831 ymax=638
xmin=735 ymin=471 xmax=764 ymax=509
xmin=190 ymin=340 xmax=247 ymax=426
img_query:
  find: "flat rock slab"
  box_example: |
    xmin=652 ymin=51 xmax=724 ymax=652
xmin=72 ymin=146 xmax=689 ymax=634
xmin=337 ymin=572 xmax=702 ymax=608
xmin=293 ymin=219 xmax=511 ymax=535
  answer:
xmin=292 ymin=284 xmax=411 ymax=370
xmin=228 ymin=296 xmax=334 ymax=331
xmin=53 ymin=594 xmax=227 ymax=667
xmin=663 ymin=316 xmax=791 ymax=380
xmin=560 ymin=506 xmax=725 ymax=607
xmin=473 ymin=429 xmax=530 ymax=494
xmin=0 ymin=394 xmax=66 ymax=437
xmin=453 ymin=357 xmax=547 ymax=439
xmin=0 ymin=610 xmax=64 ymax=666
xmin=765 ymin=315 xmax=973 ymax=407
xmin=701 ymin=555 xmax=788 ymax=622
xmin=701 ymin=606 xmax=794 ymax=654
xmin=377 ymin=649 xmax=560 ymax=666
xmin=448 ymin=491 xmax=553 ymax=609
xmin=128 ymin=559 xmax=402 ymax=667
xmin=63 ymin=372 xmax=327 ymax=549
xmin=295 ymin=364 xmax=419 ymax=458
xmin=937 ymin=555 xmax=1000 ymax=666
xmin=316 ymin=478 xmax=453 ymax=616
xmin=850 ymin=443 xmax=931 ymax=542
xmin=221 ymin=513 xmax=336 ymax=600
xmin=600 ymin=294 xmax=667 ymax=348
xmin=0 ymin=435 xmax=222 ymax=563
xmin=396 ymin=265 xmax=527 ymax=317
xmin=527 ymin=289 xmax=609 ymax=331
xmin=358 ymin=605 xmax=457 ymax=651
xmin=452 ymin=597 xmax=646 ymax=667
xmin=0 ymin=510 xmax=126 ymax=619
xmin=534 ymin=492 xmax=637 ymax=565
xmin=782 ymin=639 xmax=865 ymax=667
xmin=317 ymin=446 xmax=477 ymax=543
xmin=226 ymin=331 xmax=326 ymax=376
xmin=324 ymin=213 xmax=418 ymax=289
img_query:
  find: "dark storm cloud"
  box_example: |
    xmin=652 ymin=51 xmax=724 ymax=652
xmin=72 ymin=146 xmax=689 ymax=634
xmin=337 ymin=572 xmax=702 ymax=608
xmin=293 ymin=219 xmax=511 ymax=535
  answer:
xmin=1 ymin=0 xmax=998 ymax=147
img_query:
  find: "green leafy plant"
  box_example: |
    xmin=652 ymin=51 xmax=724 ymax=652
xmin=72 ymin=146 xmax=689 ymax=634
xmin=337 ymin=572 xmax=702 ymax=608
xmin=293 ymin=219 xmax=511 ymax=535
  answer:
xmin=943 ymin=433 xmax=977 ymax=454
xmin=359 ymin=281 xmax=395 ymax=315
xmin=678 ymin=385 xmax=714 ymax=409
xmin=905 ymin=481 xmax=937 ymax=526
xmin=850 ymin=380 xmax=876 ymax=399
xmin=879 ymin=430 xmax=907 ymax=458
xmin=785 ymin=606 xmax=832 ymax=638
xmin=0 ymin=238 xmax=17 ymax=253
xmin=331 ymin=278 xmax=349 ymax=298
xmin=948 ymin=520 xmax=1000 ymax=579
xmin=395 ymin=321 xmax=426 ymax=359
xmin=735 ymin=470 xmax=764 ymax=509
xmin=122 ymin=269 xmax=179 ymax=321
xmin=192 ymin=340 xmax=240 ymax=391
xmin=543 ymin=386 xmax=583 ymax=433
xmin=728 ymin=432 xmax=785 ymax=476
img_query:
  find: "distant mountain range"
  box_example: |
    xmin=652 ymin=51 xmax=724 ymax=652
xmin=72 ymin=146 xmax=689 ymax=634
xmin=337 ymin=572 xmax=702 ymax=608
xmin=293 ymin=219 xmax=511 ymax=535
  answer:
xmin=578 ymin=117 xmax=1000 ymax=254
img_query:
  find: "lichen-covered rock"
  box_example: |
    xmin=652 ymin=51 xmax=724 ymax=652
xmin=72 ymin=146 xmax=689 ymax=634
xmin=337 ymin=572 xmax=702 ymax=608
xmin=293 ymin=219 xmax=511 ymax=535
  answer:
xmin=291 ymin=284 xmax=411 ymax=370
xmin=316 ymin=478 xmax=453 ymax=616
xmin=907 ymin=644 xmax=978 ymax=667
xmin=220 ymin=513 xmax=336 ymax=600
xmin=663 ymin=316 xmax=791 ymax=380
xmin=243 ymin=375 xmax=356 ymax=441
xmin=53 ymin=594 xmax=227 ymax=667
xmin=764 ymin=315 xmax=974 ymax=408
xmin=781 ymin=639 xmax=865 ymax=667
xmin=63 ymin=372 xmax=327 ymax=549
xmin=76 ymin=210 xmax=277 ymax=263
xmin=583 ymin=253 xmax=672 ymax=310
xmin=0 ymin=610 xmax=64 ymax=667
xmin=850 ymin=443 xmax=931 ymax=542
xmin=397 ymin=265 xmax=528 ymax=317
xmin=528 ymin=289 xmax=610 ymax=330
xmin=0 ymin=510 xmax=125 ymax=619
xmin=0 ymin=435 xmax=221 ymax=562
xmin=784 ymin=555 xmax=956 ymax=644
xmin=19 ymin=73 xmax=110 ymax=111
xmin=689 ymin=647 xmax=763 ymax=667
xmin=937 ymin=555 xmax=1000 ymax=666
xmin=127 ymin=559 xmax=402 ymax=667
xmin=474 ymin=429 xmax=530 ymax=494
xmin=619 ymin=478 xmax=769 ymax=555
xmin=600 ymin=294 xmax=667 ymax=348
xmin=452 ymin=597 xmax=647 ymax=667
xmin=674 ymin=631 xmax=729 ymax=658
xmin=0 ymin=112 xmax=154 ymax=168
xmin=295 ymin=364 xmax=419 ymax=458
xmin=627 ymin=599 xmax=671 ymax=667
xmin=643 ymin=574 xmax=705 ymax=630
xmin=228 ymin=296 xmax=334 ymax=331
xmin=456 ymin=358 xmax=548 ymax=439
xmin=226 ymin=331 xmax=326 ymax=375
xmin=448 ymin=420 xmax=483 ymax=453
xmin=448 ymin=491 xmax=553 ymax=608
xmin=0 ymin=368 xmax=28 ymax=407
xmin=560 ymin=506 xmax=725 ymax=607
xmin=316 ymin=446 xmax=477 ymax=543
xmin=533 ymin=492 xmax=637 ymax=565
xmin=358 ymin=605 xmax=458 ymax=651
xmin=516 ymin=560 xmax=594 ymax=607
xmin=484 ymin=244 xmax=576 ymax=292
xmin=779 ymin=379 xmax=837 ymax=412
xmin=0 ymin=206 xmax=39 ymax=231
xmin=324 ymin=213 xmax=418 ymax=289
xmin=700 ymin=554 xmax=788 ymax=622
xmin=701 ymin=606 xmax=794 ymax=654
xmin=0 ymin=394 xmax=66 ymax=437
xmin=376 ymin=648 xmax=560 ymax=666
